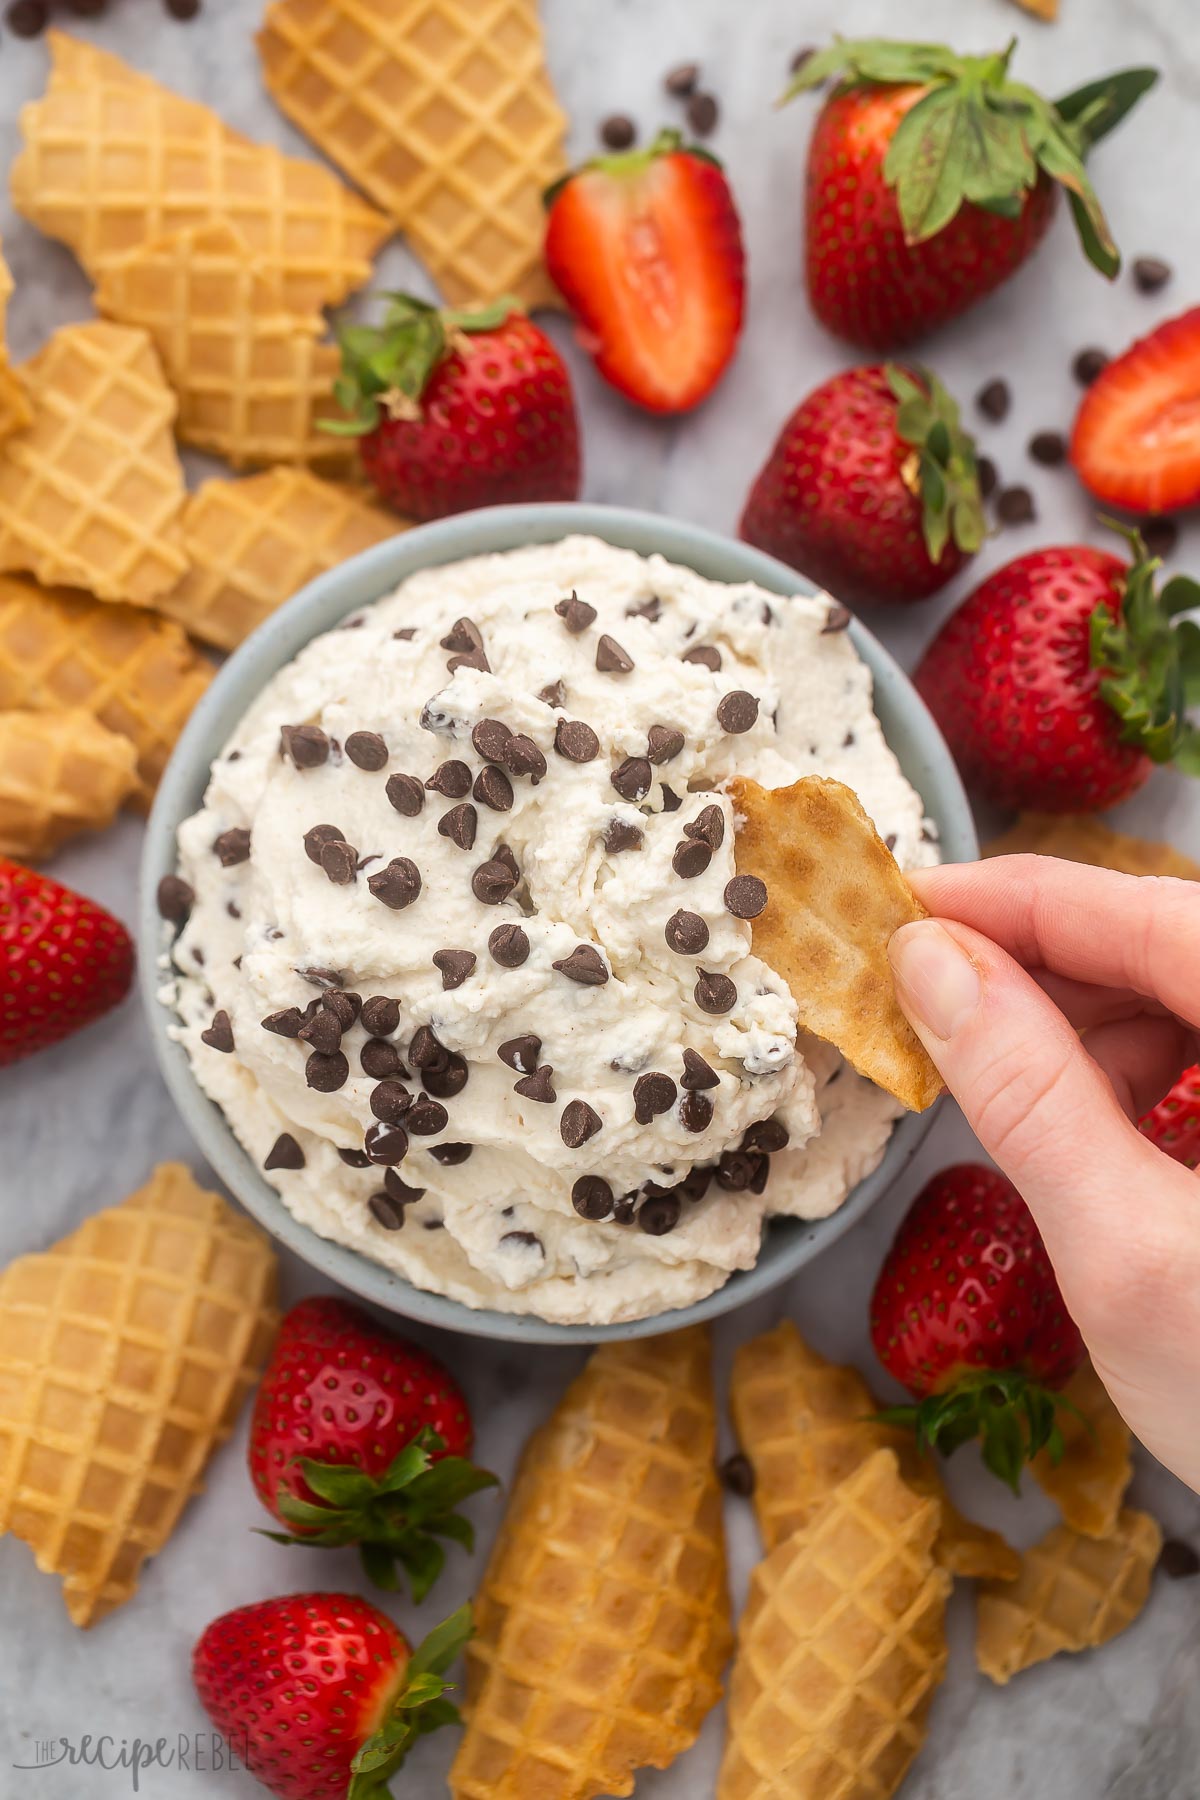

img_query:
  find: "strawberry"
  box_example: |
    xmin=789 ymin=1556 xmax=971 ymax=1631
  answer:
xmin=1139 ymin=1065 xmax=1200 ymax=1171
xmin=1072 ymin=308 xmax=1200 ymax=513
xmin=740 ymin=363 xmax=985 ymax=606
xmin=544 ymin=129 xmax=745 ymax=414
xmin=915 ymin=530 xmax=1200 ymax=813
xmin=249 ymin=1296 xmax=494 ymax=1600
xmin=784 ymin=40 xmax=1157 ymax=349
xmin=0 ymin=858 xmax=134 ymax=1068
xmin=871 ymin=1165 xmax=1086 ymax=1489
xmin=328 ymin=295 xmax=580 ymax=522
xmin=193 ymin=1591 xmax=470 ymax=1800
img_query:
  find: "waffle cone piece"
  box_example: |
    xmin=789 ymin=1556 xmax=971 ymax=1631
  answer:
xmin=718 ymin=1449 xmax=951 ymax=1800
xmin=1031 ymin=1361 xmax=1133 ymax=1540
xmin=258 ymin=0 xmax=566 ymax=311
xmin=12 ymin=32 xmax=389 ymax=316
xmin=976 ymin=1507 xmax=1161 ymax=1685
xmin=985 ymin=812 xmax=1200 ymax=879
xmin=731 ymin=1321 xmax=1019 ymax=1584
xmin=161 ymin=469 xmax=404 ymax=650
xmin=0 ymin=1164 xmax=279 ymax=1627
xmin=0 ymin=707 xmax=138 ymax=860
xmin=0 ymin=575 xmax=213 ymax=808
xmin=450 ymin=1326 xmax=731 ymax=1799
xmin=0 ymin=322 xmax=186 ymax=605
xmin=0 ymin=237 xmax=32 ymax=443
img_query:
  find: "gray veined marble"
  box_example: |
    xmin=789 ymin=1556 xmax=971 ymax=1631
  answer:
xmin=0 ymin=0 xmax=1198 ymax=1795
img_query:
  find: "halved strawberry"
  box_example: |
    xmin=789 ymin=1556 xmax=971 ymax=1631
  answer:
xmin=544 ymin=129 xmax=745 ymax=414
xmin=1072 ymin=308 xmax=1200 ymax=513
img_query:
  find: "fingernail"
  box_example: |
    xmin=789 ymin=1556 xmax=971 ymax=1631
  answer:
xmin=889 ymin=921 xmax=982 ymax=1041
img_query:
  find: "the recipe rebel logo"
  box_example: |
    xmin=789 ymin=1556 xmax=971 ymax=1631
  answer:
xmin=10 ymin=1730 xmax=248 ymax=1791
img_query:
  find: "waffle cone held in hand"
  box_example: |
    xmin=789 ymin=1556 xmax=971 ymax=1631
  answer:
xmin=0 ymin=708 xmax=137 ymax=860
xmin=0 ymin=1164 xmax=279 ymax=1627
xmin=450 ymin=1326 xmax=731 ymax=1800
xmin=717 ymin=1449 xmax=951 ymax=1800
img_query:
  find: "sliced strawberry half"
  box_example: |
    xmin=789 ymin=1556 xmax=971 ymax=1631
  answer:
xmin=1071 ymin=307 xmax=1200 ymax=513
xmin=544 ymin=128 xmax=746 ymax=415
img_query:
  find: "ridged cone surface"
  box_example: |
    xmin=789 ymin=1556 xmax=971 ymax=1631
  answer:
xmin=1031 ymin=1361 xmax=1133 ymax=1540
xmin=0 ymin=707 xmax=137 ymax=860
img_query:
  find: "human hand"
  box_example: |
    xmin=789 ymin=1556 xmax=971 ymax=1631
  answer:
xmin=888 ymin=856 xmax=1200 ymax=1497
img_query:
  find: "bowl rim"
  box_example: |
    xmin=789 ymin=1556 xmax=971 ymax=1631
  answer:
xmin=140 ymin=501 xmax=977 ymax=1345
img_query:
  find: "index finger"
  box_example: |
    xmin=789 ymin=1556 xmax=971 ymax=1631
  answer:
xmin=909 ymin=856 xmax=1200 ymax=1030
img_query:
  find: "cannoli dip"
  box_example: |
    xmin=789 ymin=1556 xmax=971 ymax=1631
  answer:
xmin=164 ymin=536 xmax=938 ymax=1325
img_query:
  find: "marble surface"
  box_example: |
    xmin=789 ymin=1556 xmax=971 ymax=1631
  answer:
xmin=1 ymin=0 xmax=1199 ymax=1795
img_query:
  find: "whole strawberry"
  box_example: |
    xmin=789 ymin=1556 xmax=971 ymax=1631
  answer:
xmin=915 ymin=531 xmax=1200 ymax=813
xmin=871 ymin=1165 xmax=1085 ymax=1489
xmin=193 ymin=1591 xmax=470 ymax=1800
xmin=1140 ymin=1065 xmax=1200 ymax=1171
xmin=785 ymin=40 xmax=1156 ymax=349
xmin=0 ymin=858 xmax=133 ymax=1068
xmin=328 ymin=295 xmax=580 ymax=521
xmin=740 ymin=364 xmax=985 ymax=605
xmin=544 ymin=129 xmax=745 ymax=414
xmin=249 ymin=1295 xmax=494 ymax=1599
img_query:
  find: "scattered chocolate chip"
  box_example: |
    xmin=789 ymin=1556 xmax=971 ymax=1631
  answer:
xmin=365 ymin=1121 xmax=409 ymax=1164
xmin=7 ymin=0 xmax=49 ymax=36
xmin=368 ymin=857 xmax=422 ymax=909
xmin=1133 ymin=256 xmax=1172 ymax=294
xmin=538 ymin=679 xmax=566 ymax=709
xmin=262 ymin=1007 xmax=306 ymax=1038
xmin=717 ymin=1148 xmax=769 ymax=1192
xmin=595 ymin=634 xmax=634 ymax=674
xmin=688 ymin=804 xmax=726 ymax=849
xmin=429 ymin=1142 xmax=473 ymax=1165
xmin=996 ymin=485 xmax=1036 ymax=525
xmin=438 ymin=802 xmax=478 ymax=851
xmin=1073 ymin=346 xmax=1108 ymax=387
xmin=977 ymin=455 xmax=998 ymax=499
xmin=323 ymin=990 xmax=361 ymax=1030
xmin=682 ymin=643 xmax=722 ymax=671
xmin=385 ymin=1168 xmax=426 ymax=1204
xmin=679 ymin=1089 xmax=714 ymax=1132
xmin=646 ymin=724 xmax=685 ymax=765
xmin=368 ymin=1192 xmax=406 ymax=1230
xmin=488 ymin=922 xmax=529 ymax=967
xmin=303 ymin=823 xmax=345 ymax=864
xmin=552 ymin=944 xmax=609 ymax=985
xmin=720 ymin=1452 xmax=756 ymax=1497
xmin=426 ymin=759 xmax=472 ymax=799
xmin=201 ymin=1010 xmax=234 ymax=1053
xmin=724 ymin=875 xmax=768 ymax=919
xmin=298 ymin=1008 xmax=342 ymax=1056
xmin=554 ymin=718 xmax=600 ymax=762
xmin=280 ymin=724 xmax=330 ymax=768
xmin=604 ymin=820 xmax=644 ymax=853
xmin=686 ymin=90 xmax=718 ymax=135
xmin=742 ymin=1118 xmax=789 ymax=1153
xmin=305 ymin=1050 xmax=349 ymax=1092
xmin=514 ymin=1065 xmax=557 ymax=1103
xmin=157 ymin=874 xmax=194 ymax=923
xmin=263 ymin=1131 xmax=305 ymax=1172
xmin=821 ymin=603 xmax=852 ymax=634
xmin=610 ymin=756 xmax=652 ymax=801
xmin=431 ymin=948 xmax=476 ymax=991
xmin=695 ymin=969 xmax=737 ymax=1015
xmin=471 ymin=718 xmax=513 ymax=761
xmin=474 ymin=765 xmax=514 ymax=812
xmin=664 ymin=60 xmax=699 ymax=95
xmin=360 ymin=995 xmax=400 ymax=1037
xmin=976 ymin=378 xmax=1010 ymax=421
xmin=665 ymin=909 xmax=709 ymax=955
xmin=338 ymin=1146 xmax=372 ymax=1168
xmin=503 ymin=734 xmax=547 ymax=782
xmin=423 ymin=1054 xmax=469 ymax=1100
xmin=678 ymin=1166 xmax=712 ymax=1203
xmin=661 ymin=785 xmax=682 ymax=812
xmin=572 ymin=1174 xmax=614 ymax=1220
xmin=408 ymin=1026 xmax=447 ymax=1072
xmin=440 ymin=616 xmax=484 ymax=655
xmin=789 ymin=45 xmax=816 ymax=74
xmin=1142 ymin=514 xmax=1179 ymax=558
xmin=345 ymin=730 xmax=388 ymax=771
xmin=561 ymin=1099 xmax=603 ymax=1146
xmin=296 ymin=965 xmax=343 ymax=989
xmin=320 ymin=838 xmax=358 ymax=885
xmin=716 ymin=690 xmax=759 ymax=734
xmin=599 ymin=113 xmax=636 ymax=150
xmin=500 ymin=1036 xmax=542 ymax=1075
xmin=407 ymin=1097 xmax=449 ymax=1135
xmin=213 ymin=827 xmax=251 ymax=867
xmin=672 ymin=838 xmax=711 ymax=879
xmin=381 ymin=773 xmax=423 ymax=822
xmin=634 ymin=1071 xmax=678 ymax=1125
xmin=1029 ymin=431 xmax=1067 ymax=467
xmin=1159 ymin=1539 xmax=1200 ymax=1580
xmin=681 ymin=1048 xmax=719 ymax=1092
xmin=370 ymin=1080 xmax=412 ymax=1124
xmin=227 ymin=904 xmax=242 ymax=922
xmin=554 ymin=591 xmax=597 ymax=634
xmin=361 ymin=1038 xmax=405 ymax=1079
xmin=472 ymin=858 xmax=517 ymax=905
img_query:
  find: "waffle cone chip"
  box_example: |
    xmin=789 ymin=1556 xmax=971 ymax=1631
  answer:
xmin=0 ymin=1164 xmax=279 ymax=1627
xmin=976 ymin=1508 xmax=1161 ymax=1685
xmin=1031 ymin=1362 xmax=1133 ymax=1540
xmin=12 ymin=32 xmax=389 ymax=316
xmin=159 ymin=468 xmax=403 ymax=650
xmin=0 ymin=237 xmax=32 ymax=443
xmin=0 ymin=574 xmax=213 ymax=808
xmin=731 ymin=1321 xmax=1020 ymax=1584
xmin=730 ymin=777 xmax=941 ymax=1112
xmin=258 ymin=0 xmax=566 ymax=311
xmin=985 ymin=812 xmax=1200 ymax=880
xmin=717 ymin=1449 xmax=951 ymax=1800
xmin=450 ymin=1327 xmax=731 ymax=1800
xmin=0 ymin=707 xmax=138 ymax=860
xmin=1011 ymin=0 xmax=1058 ymax=18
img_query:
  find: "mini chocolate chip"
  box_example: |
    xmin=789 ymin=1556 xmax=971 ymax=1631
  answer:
xmin=426 ymin=759 xmax=472 ymax=798
xmin=1073 ymin=346 xmax=1109 ymax=386
xmin=977 ymin=455 xmax=998 ymax=499
xmin=638 ymin=1192 xmax=681 ymax=1234
xmin=721 ymin=1452 xmax=756 ymax=1497
xmin=264 ymin=1132 xmax=305 ymax=1171
xmin=679 ymin=1166 xmax=712 ymax=1202
xmin=438 ymin=802 xmax=478 ymax=851
xmin=664 ymin=60 xmax=699 ymax=95
xmin=610 ymin=756 xmax=651 ymax=801
xmin=361 ymin=1038 xmax=405 ymax=1079
xmin=320 ymin=839 xmax=358 ymax=885
xmin=7 ymin=0 xmax=49 ymax=36
xmin=672 ymin=838 xmax=711 ymax=879
xmin=666 ymin=909 xmax=709 ymax=955
xmin=201 ymin=1010 xmax=234 ymax=1053
xmin=996 ymin=485 xmax=1036 ymax=525
xmin=494 ymin=843 xmax=520 ymax=880
xmin=686 ymin=90 xmax=718 ymax=135
xmin=646 ymin=724 xmax=684 ymax=764
xmin=408 ymin=1025 xmax=448 ymax=1072
xmin=717 ymin=1148 xmax=769 ymax=1192
xmin=680 ymin=1089 xmax=714 ymax=1132
xmin=514 ymin=1065 xmax=557 ymax=1103
xmin=472 ymin=859 xmax=517 ymax=904
xmin=561 ymin=1099 xmax=602 ymax=1146
xmin=385 ymin=1168 xmax=426 ymax=1204
xmin=612 ymin=1196 xmax=637 ymax=1224
xmin=1159 ymin=1539 xmax=1200 ymax=1580
xmin=1029 ymin=431 xmax=1067 ymax=467
xmin=596 ymin=634 xmax=634 ymax=674
xmin=385 ymin=773 xmax=424 ymax=816
xmin=503 ymin=734 xmax=547 ymax=781
xmin=422 ymin=1054 xmax=469 ymax=1099
xmin=633 ymin=1071 xmax=677 ymax=1125
xmin=1142 ymin=515 xmax=1179 ymax=558
xmin=303 ymin=823 xmax=345 ymax=864
xmin=499 ymin=1034 xmax=541 ymax=1073
xmin=695 ymin=969 xmax=737 ymax=1014
xmin=345 ymin=730 xmax=388 ymax=771
xmin=338 ymin=1146 xmax=372 ymax=1168
xmin=440 ymin=616 xmax=483 ymax=654
xmin=365 ymin=1121 xmax=409 ymax=1164
xmin=298 ymin=1008 xmax=342 ymax=1055
xmin=555 ymin=591 xmax=596 ymax=633
xmin=552 ymin=944 xmax=608 ymax=985
xmin=371 ymin=1080 xmax=412 ymax=1124
xmin=368 ymin=857 xmax=422 ymax=909
xmin=407 ymin=1097 xmax=449 ymax=1135
xmin=488 ymin=923 xmax=529 ymax=967
xmin=742 ymin=1118 xmax=790 ymax=1153
xmin=599 ymin=113 xmax=636 ymax=150
xmin=393 ymin=626 xmax=417 ymax=641
xmin=821 ymin=603 xmax=852 ymax=634
xmin=538 ymin=679 xmax=567 ymax=709
xmin=572 ymin=1175 xmax=614 ymax=1220
xmin=885 ymin=834 xmax=897 ymax=852
xmin=501 ymin=1229 xmax=544 ymax=1254
xmin=213 ymin=827 xmax=251 ymax=867
xmin=280 ymin=724 xmax=330 ymax=768
xmin=305 ymin=1050 xmax=349 ymax=1092
xmin=227 ymin=904 xmax=242 ymax=921
xmin=474 ymin=765 xmax=514 ymax=811
xmin=555 ymin=718 xmax=600 ymax=762
xmin=157 ymin=874 xmax=194 ymax=923
xmin=626 ymin=595 xmax=662 ymax=621
xmin=368 ymin=1192 xmax=406 ymax=1230
xmin=604 ymin=820 xmax=644 ymax=854
xmin=976 ymin=378 xmax=1010 ymax=422
xmin=682 ymin=644 xmax=721 ymax=671
xmin=323 ymin=990 xmax=361 ymax=1030
xmin=686 ymin=804 xmax=725 ymax=850
xmin=429 ymin=1142 xmax=473 ymax=1165
xmin=1133 ymin=256 xmax=1171 ymax=294
xmin=724 ymin=875 xmax=768 ymax=919
xmin=262 ymin=1007 xmax=306 ymax=1037
xmin=716 ymin=690 xmax=759 ymax=734
xmin=661 ymin=786 xmax=682 ymax=812
xmin=472 ymin=718 xmax=513 ymax=761
xmin=433 ymin=949 xmax=476 ymax=990
xmin=360 ymin=995 xmax=400 ymax=1037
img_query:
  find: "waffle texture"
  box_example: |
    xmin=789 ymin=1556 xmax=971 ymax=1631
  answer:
xmin=161 ymin=469 xmax=403 ymax=650
xmin=0 ymin=708 xmax=137 ymax=860
xmin=985 ymin=811 xmax=1200 ymax=879
xmin=0 ymin=238 xmax=32 ymax=442
xmin=731 ymin=1321 xmax=1020 ymax=1583
xmin=0 ymin=574 xmax=214 ymax=808
xmin=450 ymin=1327 xmax=731 ymax=1799
xmin=258 ymin=0 xmax=566 ymax=309
xmin=976 ymin=1508 xmax=1161 ymax=1685
xmin=1031 ymin=1362 xmax=1133 ymax=1540
xmin=11 ymin=32 xmax=390 ymax=317
xmin=718 ymin=1449 xmax=951 ymax=1800
xmin=0 ymin=1163 xmax=279 ymax=1627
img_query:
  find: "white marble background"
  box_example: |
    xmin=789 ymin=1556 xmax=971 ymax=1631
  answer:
xmin=1 ymin=0 xmax=1198 ymax=1795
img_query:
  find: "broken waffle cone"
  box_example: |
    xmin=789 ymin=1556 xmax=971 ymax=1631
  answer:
xmin=1011 ymin=0 xmax=1058 ymax=18
xmin=730 ymin=777 xmax=941 ymax=1112
xmin=985 ymin=812 xmax=1200 ymax=880
xmin=1031 ymin=1361 xmax=1133 ymax=1540
xmin=976 ymin=1508 xmax=1161 ymax=1685
xmin=717 ymin=1448 xmax=951 ymax=1800
xmin=258 ymin=0 xmax=567 ymax=311
xmin=0 ymin=237 xmax=33 ymax=443
xmin=449 ymin=1326 xmax=731 ymax=1800
xmin=731 ymin=1321 xmax=1020 ymax=1584
xmin=0 ymin=708 xmax=138 ymax=860
xmin=159 ymin=468 xmax=404 ymax=651
xmin=0 ymin=574 xmax=214 ymax=808
xmin=12 ymin=32 xmax=389 ymax=316
xmin=0 ymin=322 xmax=187 ymax=606
xmin=0 ymin=1163 xmax=279 ymax=1627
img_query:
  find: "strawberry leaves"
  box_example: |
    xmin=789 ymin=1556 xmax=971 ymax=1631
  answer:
xmin=1091 ymin=524 xmax=1200 ymax=777
xmin=328 ymin=293 xmax=521 ymax=435
xmin=348 ymin=1603 xmax=473 ymax=1798
xmin=887 ymin=365 xmax=986 ymax=563
xmin=878 ymin=1370 xmax=1080 ymax=1493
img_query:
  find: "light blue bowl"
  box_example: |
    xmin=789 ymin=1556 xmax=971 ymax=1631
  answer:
xmin=141 ymin=504 xmax=976 ymax=1344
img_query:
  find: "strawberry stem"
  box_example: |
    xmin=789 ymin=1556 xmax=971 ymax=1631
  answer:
xmin=1090 ymin=522 xmax=1200 ymax=776
xmin=326 ymin=293 xmax=522 ymax=436
xmin=347 ymin=1603 xmax=474 ymax=1798
xmin=876 ymin=1369 xmax=1085 ymax=1493
xmin=885 ymin=364 xmax=986 ymax=563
